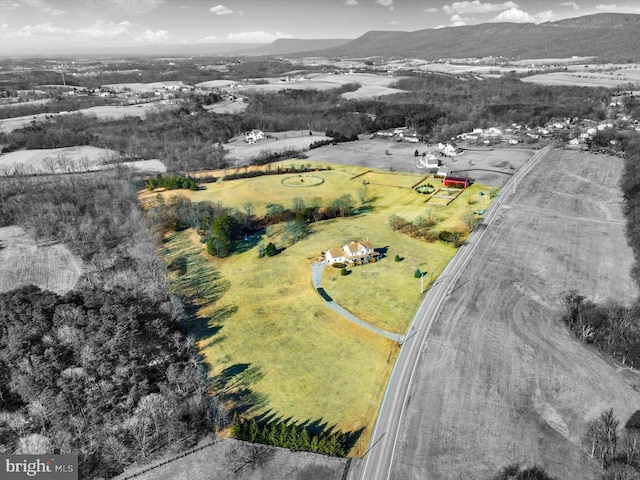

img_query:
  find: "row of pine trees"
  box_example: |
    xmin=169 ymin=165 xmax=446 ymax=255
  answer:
xmin=231 ymin=414 xmax=348 ymax=457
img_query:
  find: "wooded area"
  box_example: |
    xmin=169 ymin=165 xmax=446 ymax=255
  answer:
xmin=0 ymin=74 xmax=616 ymax=172
xmin=0 ymin=171 xmax=217 ymax=478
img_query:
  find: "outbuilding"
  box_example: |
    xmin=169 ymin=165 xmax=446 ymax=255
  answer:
xmin=443 ymin=176 xmax=470 ymax=188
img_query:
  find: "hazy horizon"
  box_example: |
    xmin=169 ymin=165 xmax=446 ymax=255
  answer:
xmin=1 ymin=0 xmax=640 ymax=56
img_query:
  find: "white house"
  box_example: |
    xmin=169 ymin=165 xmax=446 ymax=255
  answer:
xmin=438 ymin=142 xmax=460 ymax=157
xmin=417 ymin=153 xmax=439 ymax=168
xmin=325 ymin=240 xmax=379 ymax=265
xmin=244 ymin=129 xmax=264 ymax=144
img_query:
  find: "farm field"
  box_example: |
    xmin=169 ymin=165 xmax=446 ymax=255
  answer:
xmin=149 ymin=161 xmax=494 ymax=455
xmin=117 ymin=438 xmax=348 ymax=480
xmin=307 ymin=139 xmax=534 ymax=187
xmin=388 ymin=149 xmax=640 ymax=480
xmin=101 ymin=81 xmax=190 ymax=92
xmin=0 ymin=226 xmax=83 ymax=295
xmin=341 ymin=85 xmax=406 ymax=99
xmin=0 ymin=146 xmax=120 ymax=175
xmin=0 ymin=147 xmax=166 ymax=175
xmin=0 ymin=101 xmax=171 ymax=133
xmin=235 ymin=73 xmax=406 ymax=99
xmin=203 ymin=98 xmax=248 ymax=114
xmin=223 ymin=130 xmax=331 ymax=163
xmin=521 ymin=69 xmax=640 ymax=87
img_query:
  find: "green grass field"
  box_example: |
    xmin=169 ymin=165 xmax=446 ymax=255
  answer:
xmin=151 ymin=161 xmax=494 ymax=455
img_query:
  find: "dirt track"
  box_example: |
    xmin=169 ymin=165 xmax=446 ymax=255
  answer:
xmin=388 ymin=149 xmax=639 ymax=479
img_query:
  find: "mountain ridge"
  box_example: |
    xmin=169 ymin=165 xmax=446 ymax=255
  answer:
xmin=248 ymin=13 xmax=640 ymax=61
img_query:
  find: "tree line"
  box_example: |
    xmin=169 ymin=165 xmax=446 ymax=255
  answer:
xmin=230 ymin=414 xmax=349 ymax=457
xmin=146 ymin=190 xmax=359 ymax=259
xmin=584 ymin=409 xmax=640 ymax=479
xmin=0 ymin=73 xmax=617 ymax=173
xmin=146 ymin=174 xmax=199 ymax=191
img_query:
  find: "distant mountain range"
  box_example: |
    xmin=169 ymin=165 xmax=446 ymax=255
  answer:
xmin=246 ymin=13 xmax=640 ymax=62
xmin=15 ymin=13 xmax=636 ymax=60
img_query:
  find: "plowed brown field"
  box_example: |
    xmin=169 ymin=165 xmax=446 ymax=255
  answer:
xmin=389 ymin=149 xmax=639 ymax=480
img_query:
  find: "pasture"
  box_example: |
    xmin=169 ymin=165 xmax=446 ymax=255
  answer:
xmin=391 ymin=149 xmax=640 ymax=480
xmin=0 ymin=226 xmax=83 ymax=295
xmin=150 ymin=161 xmax=494 ymax=454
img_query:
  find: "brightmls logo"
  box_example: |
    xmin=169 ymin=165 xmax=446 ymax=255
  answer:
xmin=1 ymin=455 xmax=77 ymax=479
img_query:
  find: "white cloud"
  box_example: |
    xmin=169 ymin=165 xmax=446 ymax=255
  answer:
xmin=345 ymin=0 xmax=358 ymax=5
xmin=135 ymin=28 xmax=170 ymax=42
xmin=11 ymin=22 xmax=72 ymax=37
xmin=79 ymin=20 xmax=135 ymax=39
xmin=444 ymin=1 xmax=518 ymax=15
xmin=3 ymin=19 xmax=171 ymax=43
xmin=492 ymin=7 xmax=534 ymax=22
xmin=425 ymin=7 xmax=439 ymax=12
xmin=450 ymin=14 xmax=467 ymax=25
xmin=375 ymin=0 xmax=394 ymax=10
xmin=595 ymin=4 xmax=640 ymax=13
xmin=534 ymin=9 xmax=555 ymax=22
xmin=391 ymin=20 xmax=400 ymax=24
xmin=209 ymin=4 xmax=233 ymax=15
xmin=226 ymin=30 xmax=293 ymax=43
xmin=559 ymin=1 xmax=579 ymax=9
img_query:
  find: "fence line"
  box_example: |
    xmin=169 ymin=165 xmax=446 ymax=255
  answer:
xmin=116 ymin=439 xmax=219 ymax=480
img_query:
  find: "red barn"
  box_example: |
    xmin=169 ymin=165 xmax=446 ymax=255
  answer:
xmin=443 ymin=176 xmax=470 ymax=188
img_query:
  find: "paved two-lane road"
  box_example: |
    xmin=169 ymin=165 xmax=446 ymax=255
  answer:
xmin=356 ymin=145 xmax=552 ymax=480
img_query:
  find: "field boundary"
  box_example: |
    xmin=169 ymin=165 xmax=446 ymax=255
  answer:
xmin=115 ymin=438 xmax=351 ymax=480
xmin=410 ymin=175 xmax=431 ymax=189
xmin=424 ymin=187 xmax=463 ymax=206
xmin=349 ymin=170 xmax=371 ymax=181
xmin=115 ymin=439 xmax=220 ymax=479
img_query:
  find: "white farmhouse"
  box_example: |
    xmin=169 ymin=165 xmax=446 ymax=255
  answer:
xmin=325 ymin=240 xmax=379 ymax=265
xmin=244 ymin=129 xmax=264 ymax=144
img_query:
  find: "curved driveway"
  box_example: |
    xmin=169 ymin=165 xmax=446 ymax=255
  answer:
xmin=311 ymin=261 xmax=402 ymax=342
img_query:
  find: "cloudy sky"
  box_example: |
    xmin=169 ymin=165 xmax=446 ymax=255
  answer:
xmin=1 ymin=0 xmax=639 ymax=54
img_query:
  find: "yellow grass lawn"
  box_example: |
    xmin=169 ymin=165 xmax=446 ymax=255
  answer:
xmin=150 ymin=161 xmax=495 ymax=455
xmin=162 ymin=229 xmax=397 ymax=456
